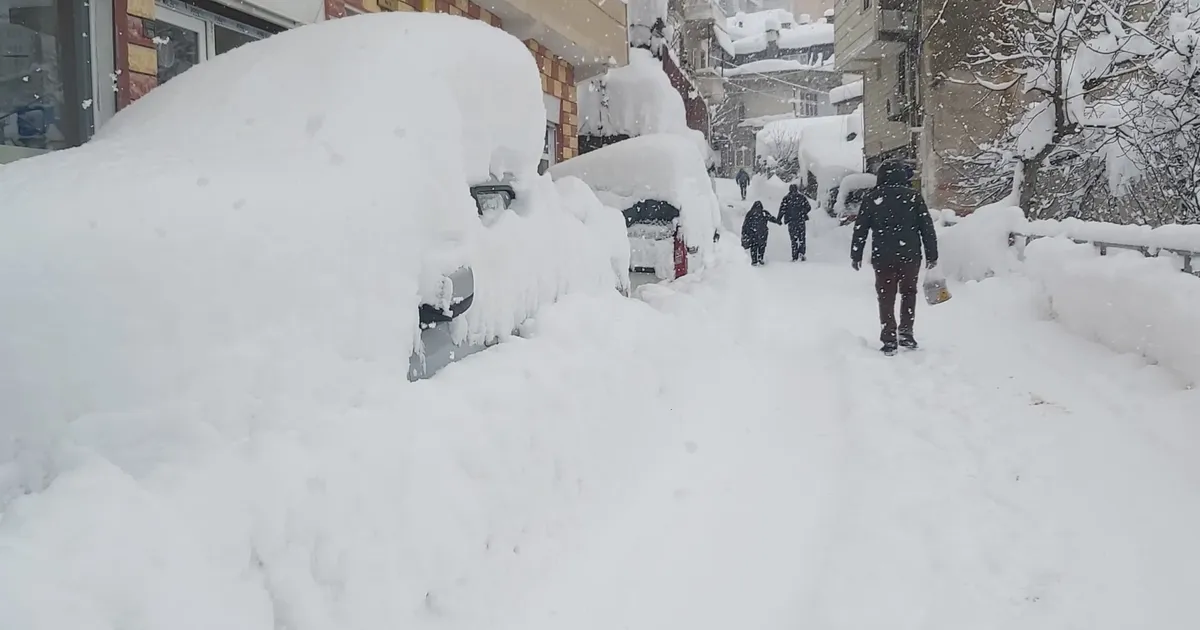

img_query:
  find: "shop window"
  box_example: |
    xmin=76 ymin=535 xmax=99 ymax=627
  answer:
xmin=150 ymin=0 xmax=271 ymax=86
xmin=1 ymin=0 xmax=93 ymax=162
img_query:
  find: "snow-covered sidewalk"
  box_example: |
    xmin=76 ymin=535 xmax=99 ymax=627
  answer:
xmin=495 ymin=257 xmax=1200 ymax=629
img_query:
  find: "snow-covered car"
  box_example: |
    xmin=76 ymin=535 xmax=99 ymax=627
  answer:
xmin=548 ymin=134 xmax=721 ymax=280
xmin=0 ymin=9 xmax=630 ymax=436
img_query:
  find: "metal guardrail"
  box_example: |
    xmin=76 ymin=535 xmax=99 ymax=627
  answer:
xmin=1005 ymin=232 xmax=1199 ymax=275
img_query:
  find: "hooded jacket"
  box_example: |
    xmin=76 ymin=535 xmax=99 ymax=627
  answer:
xmin=741 ymin=201 xmax=778 ymax=247
xmin=850 ymin=162 xmax=938 ymax=267
xmin=778 ymin=185 xmax=811 ymax=226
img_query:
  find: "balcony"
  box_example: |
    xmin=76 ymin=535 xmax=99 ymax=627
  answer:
xmin=833 ymin=0 xmax=917 ymax=71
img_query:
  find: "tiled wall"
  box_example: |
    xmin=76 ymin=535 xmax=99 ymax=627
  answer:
xmin=114 ymin=0 xmax=160 ymax=108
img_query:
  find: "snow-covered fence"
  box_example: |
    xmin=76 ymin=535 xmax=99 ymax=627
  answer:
xmin=940 ymin=211 xmax=1200 ymax=275
xmin=937 ymin=207 xmax=1200 ymax=386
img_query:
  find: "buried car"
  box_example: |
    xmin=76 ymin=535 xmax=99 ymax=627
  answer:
xmin=547 ymin=134 xmax=721 ymax=281
xmin=0 ymin=9 xmax=629 ymax=446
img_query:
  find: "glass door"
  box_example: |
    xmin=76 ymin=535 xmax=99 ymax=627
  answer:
xmin=150 ymin=6 xmax=208 ymax=85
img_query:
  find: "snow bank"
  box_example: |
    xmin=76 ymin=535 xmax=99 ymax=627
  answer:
xmin=755 ymin=105 xmax=863 ymax=208
xmin=725 ymin=11 xmax=832 ymax=54
xmin=548 ymin=134 xmax=721 ymax=256
xmin=0 ymin=14 xmax=623 ymax=627
xmin=829 ymin=79 xmax=863 ymax=105
xmin=1023 ymin=239 xmax=1200 ymax=386
xmin=578 ymin=48 xmax=709 ymax=159
xmin=936 ymin=204 xmax=1025 ymax=282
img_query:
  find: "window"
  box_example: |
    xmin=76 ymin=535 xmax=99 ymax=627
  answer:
xmin=735 ymin=146 xmax=749 ymax=168
xmin=863 ymin=0 xmax=871 ymax=8
xmin=798 ymin=92 xmax=819 ymax=117
xmin=149 ymin=0 xmax=271 ymax=86
xmin=1 ymin=0 xmax=93 ymax=162
xmin=539 ymin=122 xmax=557 ymax=174
xmin=897 ymin=49 xmax=908 ymax=96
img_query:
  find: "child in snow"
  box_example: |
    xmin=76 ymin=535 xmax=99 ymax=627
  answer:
xmin=742 ymin=201 xmax=778 ymax=266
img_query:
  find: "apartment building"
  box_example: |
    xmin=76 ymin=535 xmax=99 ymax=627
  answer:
xmin=832 ymin=0 xmax=1018 ymax=211
xmin=0 ymin=0 xmax=626 ymax=166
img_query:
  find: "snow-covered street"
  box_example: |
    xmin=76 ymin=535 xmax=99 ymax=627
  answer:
xmin=484 ymin=189 xmax=1200 ymax=629
xmin=4 ymin=6 xmax=1200 ymax=625
xmin=3 ymin=176 xmax=1200 ymax=629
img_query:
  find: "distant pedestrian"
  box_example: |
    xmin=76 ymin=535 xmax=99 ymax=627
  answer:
xmin=850 ymin=161 xmax=938 ymax=354
xmin=777 ymin=183 xmax=811 ymax=262
xmin=742 ymin=200 xmax=778 ymax=266
xmin=736 ymin=169 xmax=751 ymax=200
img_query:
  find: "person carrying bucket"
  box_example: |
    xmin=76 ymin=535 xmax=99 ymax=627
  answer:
xmin=850 ymin=160 xmax=939 ymax=355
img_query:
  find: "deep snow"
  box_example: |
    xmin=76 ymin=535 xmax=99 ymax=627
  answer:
xmin=4 ymin=157 xmax=1200 ymax=629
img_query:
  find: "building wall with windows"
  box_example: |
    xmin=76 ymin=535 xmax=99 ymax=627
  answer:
xmin=2 ymin=0 xmax=619 ymax=166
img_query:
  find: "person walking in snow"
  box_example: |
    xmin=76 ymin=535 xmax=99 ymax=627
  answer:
xmin=736 ymin=169 xmax=751 ymax=201
xmin=777 ymin=183 xmax=812 ymax=262
xmin=850 ymin=160 xmax=938 ymax=354
xmin=742 ymin=200 xmax=778 ymax=266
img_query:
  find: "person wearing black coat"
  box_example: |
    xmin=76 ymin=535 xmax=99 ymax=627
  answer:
xmin=850 ymin=160 xmax=939 ymax=353
xmin=777 ymin=184 xmax=812 ymax=262
xmin=735 ymin=169 xmax=751 ymax=200
xmin=742 ymin=200 xmax=779 ymax=266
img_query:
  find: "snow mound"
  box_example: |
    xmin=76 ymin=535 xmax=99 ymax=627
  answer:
xmin=578 ymin=48 xmax=709 ymax=160
xmin=1024 ymin=239 xmax=1200 ymax=386
xmin=548 ymin=134 xmax=721 ymax=255
xmin=0 ymin=14 xmax=624 ymax=628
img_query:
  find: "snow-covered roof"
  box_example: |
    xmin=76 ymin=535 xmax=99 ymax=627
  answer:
xmin=725 ymin=16 xmax=834 ymax=55
xmin=829 ymin=80 xmax=864 ymax=105
xmin=723 ymin=57 xmax=835 ymax=77
xmin=725 ymin=9 xmax=796 ymax=39
xmin=548 ymin=134 xmax=721 ymax=250
xmin=713 ymin=24 xmax=735 ymax=56
xmin=578 ymin=48 xmax=710 ymax=160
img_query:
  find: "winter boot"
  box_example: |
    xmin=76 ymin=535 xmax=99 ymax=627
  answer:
xmin=899 ymin=333 xmax=918 ymax=350
xmin=881 ymin=341 xmax=898 ymax=356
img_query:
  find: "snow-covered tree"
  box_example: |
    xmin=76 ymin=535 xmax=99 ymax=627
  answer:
xmin=961 ymin=0 xmax=1162 ymax=218
xmin=1117 ymin=1 xmax=1200 ymax=223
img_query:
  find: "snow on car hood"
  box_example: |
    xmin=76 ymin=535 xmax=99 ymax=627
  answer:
xmin=0 ymin=12 xmax=545 ymax=470
xmin=547 ymin=134 xmax=720 ymax=257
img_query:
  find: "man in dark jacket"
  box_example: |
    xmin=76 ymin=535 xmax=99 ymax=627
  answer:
xmin=850 ymin=161 xmax=938 ymax=354
xmin=736 ymin=169 xmax=751 ymax=200
xmin=742 ymin=200 xmax=779 ymax=266
xmin=777 ymin=184 xmax=812 ymax=262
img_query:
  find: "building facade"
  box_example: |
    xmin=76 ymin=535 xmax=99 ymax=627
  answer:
xmin=711 ymin=12 xmax=838 ymax=175
xmin=833 ymin=0 xmax=1019 ymax=211
xmin=1 ymin=0 xmax=627 ymax=166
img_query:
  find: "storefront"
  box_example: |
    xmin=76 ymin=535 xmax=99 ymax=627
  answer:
xmin=0 ymin=0 xmax=95 ymax=163
xmin=1 ymin=0 xmax=308 ymax=164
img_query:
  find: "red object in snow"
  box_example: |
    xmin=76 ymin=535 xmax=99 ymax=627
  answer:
xmin=673 ymin=226 xmax=688 ymax=279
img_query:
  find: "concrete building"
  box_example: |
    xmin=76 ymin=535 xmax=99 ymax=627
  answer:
xmin=833 ymin=0 xmax=1019 ymax=211
xmin=0 ymin=0 xmax=627 ymax=167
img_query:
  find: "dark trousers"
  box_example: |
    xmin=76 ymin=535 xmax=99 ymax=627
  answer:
xmin=739 ymin=183 xmax=748 ymax=200
xmin=874 ymin=261 xmax=920 ymax=343
xmin=747 ymin=242 xmax=766 ymax=265
xmin=787 ymin=223 xmax=806 ymax=261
